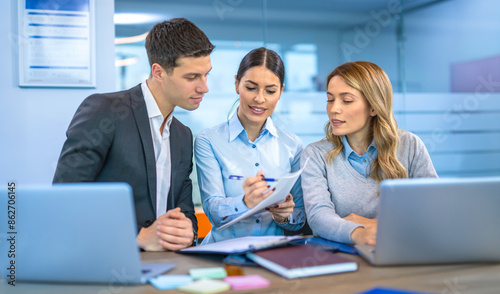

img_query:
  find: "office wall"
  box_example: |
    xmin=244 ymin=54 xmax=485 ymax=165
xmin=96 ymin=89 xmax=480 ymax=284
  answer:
xmin=338 ymin=0 xmax=500 ymax=93
xmin=0 ymin=0 xmax=115 ymax=185
xmin=404 ymin=0 xmax=500 ymax=93
xmin=201 ymin=22 xmax=341 ymax=89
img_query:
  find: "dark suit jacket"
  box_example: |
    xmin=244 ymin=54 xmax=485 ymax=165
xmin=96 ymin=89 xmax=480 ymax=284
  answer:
xmin=53 ymin=84 xmax=197 ymax=235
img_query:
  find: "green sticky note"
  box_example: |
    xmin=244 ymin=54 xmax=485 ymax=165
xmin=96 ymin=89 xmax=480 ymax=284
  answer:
xmin=189 ymin=267 xmax=227 ymax=280
xmin=179 ymin=279 xmax=230 ymax=294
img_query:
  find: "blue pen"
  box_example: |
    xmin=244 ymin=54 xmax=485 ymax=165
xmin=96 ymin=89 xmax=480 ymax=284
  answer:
xmin=228 ymin=175 xmax=278 ymax=182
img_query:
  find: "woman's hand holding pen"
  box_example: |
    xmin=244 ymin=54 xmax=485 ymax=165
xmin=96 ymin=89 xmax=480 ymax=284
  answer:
xmin=242 ymin=171 xmax=275 ymax=209
xmin=241 ymin=171 xmax=294 ymax=222
xmin=266 ymin=193 xmax=295 ymax=222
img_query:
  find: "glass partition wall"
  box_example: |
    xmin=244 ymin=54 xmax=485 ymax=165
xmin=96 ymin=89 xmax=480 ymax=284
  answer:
xmin=114 ymin=0 xmax=500 ymax=203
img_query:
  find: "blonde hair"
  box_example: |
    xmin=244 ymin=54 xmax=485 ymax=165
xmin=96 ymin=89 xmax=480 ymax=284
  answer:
xmin=324 ymin=61 xmax=407 ymax=182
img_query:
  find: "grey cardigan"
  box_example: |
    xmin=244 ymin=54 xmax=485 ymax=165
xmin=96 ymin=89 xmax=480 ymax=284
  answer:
xmin=300 ymin=131 xmax=438 ymax=244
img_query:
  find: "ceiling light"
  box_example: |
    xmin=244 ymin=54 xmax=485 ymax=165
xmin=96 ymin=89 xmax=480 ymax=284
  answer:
xmin=115 ymin=32 xmax=149 ymax=45
xmin=114 ymin=13 xmax=165 ymax=25
xmin=115 ymin=57 xmax=138 ymax=67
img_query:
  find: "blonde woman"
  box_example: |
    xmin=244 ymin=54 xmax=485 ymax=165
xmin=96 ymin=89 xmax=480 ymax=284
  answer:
xmin=301 ymin=61 xmax=437 ymax=246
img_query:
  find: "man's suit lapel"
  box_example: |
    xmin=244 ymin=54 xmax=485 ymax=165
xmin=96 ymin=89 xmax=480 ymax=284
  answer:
xmin=168 ymin=119 xmax=181 ymax=210
xmin=129 ymin=84 xmax=157 ymax=213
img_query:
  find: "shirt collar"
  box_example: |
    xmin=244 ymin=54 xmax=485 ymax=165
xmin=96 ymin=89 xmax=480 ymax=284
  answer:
xmin=342 ymin=136 xmax=376 ymax=158
xmin=141 ymin=81 xmax=173 ymax=131
xmin=368 ymin=140 xmax=376 ymax=152
xmin=163 ymin=113 xmax=174 ymax=133
xmin=228 ymin=110 xmax=279 ymax=142
xmin=142 ymin=81 xmax=162 ymax=119
xmin=263 ymin=116 xmax=278 ymax=138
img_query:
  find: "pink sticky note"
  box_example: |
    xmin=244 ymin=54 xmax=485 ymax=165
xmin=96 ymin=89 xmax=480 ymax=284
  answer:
xmin=224 ymin=274 xmax=270 ymax=290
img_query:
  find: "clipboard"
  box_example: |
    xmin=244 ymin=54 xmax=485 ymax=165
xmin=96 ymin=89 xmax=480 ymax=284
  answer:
xmin=217 ymin=158 xmax=310 ymax=231
xmin=177 ymin=235 xmax=358 ymax=256
xmin=177 ymin=235 xmax=304 ymax=255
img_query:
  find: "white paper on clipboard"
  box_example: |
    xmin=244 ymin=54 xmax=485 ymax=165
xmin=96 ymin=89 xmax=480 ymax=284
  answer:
xmin=217 ymin=158 xmax=309 ymax=230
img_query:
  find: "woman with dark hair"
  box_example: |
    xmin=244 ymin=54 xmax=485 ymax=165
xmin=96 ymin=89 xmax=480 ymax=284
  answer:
xmin=301 ymin=61 xmax=437 ymax=246
xmin=194 ymin=47 xmax=305 ymax=244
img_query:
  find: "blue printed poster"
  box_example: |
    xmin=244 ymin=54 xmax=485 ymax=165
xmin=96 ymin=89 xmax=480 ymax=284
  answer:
xmin=18 ymin=0 xmax=95 ymax=87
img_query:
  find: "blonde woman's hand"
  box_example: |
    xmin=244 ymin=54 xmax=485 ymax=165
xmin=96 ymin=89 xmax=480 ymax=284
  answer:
xmin=350 ymin=224 xmax=377 ymax=246
xmin=343 ymin=213 xmax=377 ymax=227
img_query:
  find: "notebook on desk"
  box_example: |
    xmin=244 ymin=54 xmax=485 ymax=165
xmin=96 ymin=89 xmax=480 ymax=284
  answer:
xmin=356 ymin=177 xmax=500 ymax=266
xmin=0 ymin=183 xmax=174 ymax=284
xmin=246 ymin=244 xmax=358 ymax=279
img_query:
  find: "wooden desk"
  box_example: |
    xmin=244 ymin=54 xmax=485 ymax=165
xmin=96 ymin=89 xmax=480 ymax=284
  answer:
xmin=2 ymin=251 xmax=500 ymax=294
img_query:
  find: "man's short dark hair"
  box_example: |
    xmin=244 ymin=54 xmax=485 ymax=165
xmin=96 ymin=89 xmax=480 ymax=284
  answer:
xmin=145 ymin=18 xmax=215 ymax=74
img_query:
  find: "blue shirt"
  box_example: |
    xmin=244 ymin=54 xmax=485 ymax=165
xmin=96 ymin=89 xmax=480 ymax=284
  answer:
xmin=342 ymin=136 xmax=378 ymax=178
xmin=194 ymin=113 xmax=305 ymax=244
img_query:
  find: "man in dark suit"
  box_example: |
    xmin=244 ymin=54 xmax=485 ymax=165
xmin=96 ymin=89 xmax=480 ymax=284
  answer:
xmin=53 ymin=18 xmax=214 ymax=251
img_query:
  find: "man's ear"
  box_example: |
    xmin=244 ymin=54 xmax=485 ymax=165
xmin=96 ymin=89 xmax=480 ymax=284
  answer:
xmin=151 ymin=63 xmax=165 ymax=80
xmin=234 ymin=75 xmax=239 ymax=94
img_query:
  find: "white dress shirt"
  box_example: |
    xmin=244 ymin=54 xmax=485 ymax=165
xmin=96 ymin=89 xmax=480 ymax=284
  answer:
xmin=141 ymin=82 xmax=172 ymax=219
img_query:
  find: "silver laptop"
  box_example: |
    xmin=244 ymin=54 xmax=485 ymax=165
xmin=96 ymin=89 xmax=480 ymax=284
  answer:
xmin=0 ymin=183 xmax=174 ymax=284
xmin=356 ymin=177 xmax=500 ymax=266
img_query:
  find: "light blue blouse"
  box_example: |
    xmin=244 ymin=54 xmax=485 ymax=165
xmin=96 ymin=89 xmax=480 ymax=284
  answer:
xmin=342 ymin=136 xmax=378 ymax=178
xmin=194 ymin=112 xmax=305 ymax=244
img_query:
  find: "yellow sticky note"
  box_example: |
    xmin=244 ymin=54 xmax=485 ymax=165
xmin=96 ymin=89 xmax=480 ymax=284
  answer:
xmin=179 ymin=279 xmax=230 ymax=294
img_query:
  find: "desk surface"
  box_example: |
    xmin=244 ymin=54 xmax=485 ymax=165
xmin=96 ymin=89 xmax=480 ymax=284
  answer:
xmin=2 ymin=251 xmax=500 ymax=294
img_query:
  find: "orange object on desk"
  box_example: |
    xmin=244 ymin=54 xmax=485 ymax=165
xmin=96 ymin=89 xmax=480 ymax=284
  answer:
xmin=195 ymin=207 xmax=211 ymax=238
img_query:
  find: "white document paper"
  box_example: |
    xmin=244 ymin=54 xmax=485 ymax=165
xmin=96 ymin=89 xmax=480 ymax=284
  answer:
xmin=179 ymin=235 xmax=303 ymax=254
xmin=217 ymin=158 xmax=309 ymax=231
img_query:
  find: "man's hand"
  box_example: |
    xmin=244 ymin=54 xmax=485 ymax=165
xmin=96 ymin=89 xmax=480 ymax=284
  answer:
xmin=137 ymin=207 xmax=194 ymax=251
xmin=157 ymin=207 xmax=194 ymax=251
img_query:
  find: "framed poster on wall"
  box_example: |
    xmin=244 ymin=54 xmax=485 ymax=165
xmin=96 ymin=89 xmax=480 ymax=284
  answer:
xmin=18 ymin=0 xmax=96 ymax=88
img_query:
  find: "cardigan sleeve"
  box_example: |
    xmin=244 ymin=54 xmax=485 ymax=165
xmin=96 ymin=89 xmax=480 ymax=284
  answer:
xmin=301 ymin=143 xmax=363 ymax=244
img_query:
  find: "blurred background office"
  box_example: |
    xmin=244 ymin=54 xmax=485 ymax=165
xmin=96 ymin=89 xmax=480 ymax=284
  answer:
xmin=1 ymin=0 xmax=499 ymax=205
